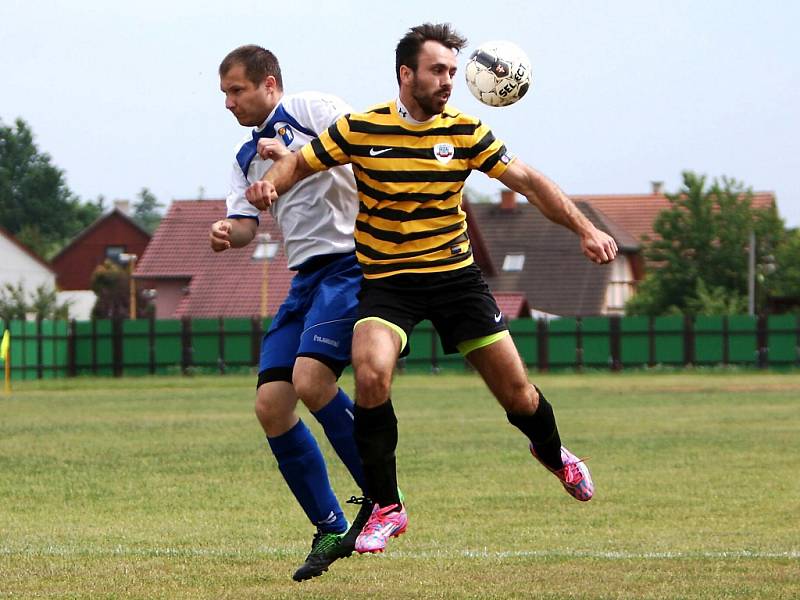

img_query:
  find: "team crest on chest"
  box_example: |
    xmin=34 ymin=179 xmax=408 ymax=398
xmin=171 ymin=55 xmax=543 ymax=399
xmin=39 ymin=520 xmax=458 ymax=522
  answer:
xmin=433 ymin=142 xmax=455 ymax=164
xmin=274 ymin=122 xmax=295 ymax=146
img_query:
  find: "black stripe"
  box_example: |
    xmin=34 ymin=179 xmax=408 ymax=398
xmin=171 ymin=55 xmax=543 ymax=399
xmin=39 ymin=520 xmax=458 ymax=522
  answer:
xmin=311 ymin=137 xmax=339 ymax=168
xmin=328 ymin=121 xmax=353 ymax=156
xmin=349 ymin=144 xmax=474 ymax=160
xmin=347 ymin=120 xmax=478 ymax=137
xmin=478 ymin=144 xmax=507 ymax=173
xmin=360 ymin=249 xmax=473 ymax=275
xmin=359 ymin=166 xmax=471 ymax=183
xmin=358 ymin=200 xmax=461 ymax=221
xmin=368 ymin=106 xmax=392 ymax=114
xmin=356 ymin=220 xmax=465 ymax=245
xmin=461 ymin=130 xmax=496 ymax=160
xmin=356 ymin=178 xmax=462 ymax=204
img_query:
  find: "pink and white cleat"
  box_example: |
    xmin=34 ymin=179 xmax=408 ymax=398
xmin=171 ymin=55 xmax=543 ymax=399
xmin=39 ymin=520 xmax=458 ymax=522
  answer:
xmin=530 ymin=444 xmax=594 ymax=501
xmin=354 ymin=503 xmax=408 ymax=553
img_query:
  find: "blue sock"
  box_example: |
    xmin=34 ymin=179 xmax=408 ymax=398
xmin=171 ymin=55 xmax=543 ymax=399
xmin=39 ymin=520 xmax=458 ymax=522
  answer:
xmin=312 ymin=388 xmax=367 ymax=493
xmin=267 ymin=420 xmax=346 ymax=533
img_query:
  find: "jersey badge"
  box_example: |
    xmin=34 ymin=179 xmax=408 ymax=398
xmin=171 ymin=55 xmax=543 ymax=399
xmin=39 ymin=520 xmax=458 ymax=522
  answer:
xmin=433 ymin=142 xmax=455 ymax=164
xmin=274 ymin=122 xmax=295 ymax=146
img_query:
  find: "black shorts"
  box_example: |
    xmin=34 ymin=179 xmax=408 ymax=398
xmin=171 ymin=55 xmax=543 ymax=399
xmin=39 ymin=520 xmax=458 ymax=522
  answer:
xmin=356 ymin=263 xmax=508 ymax=356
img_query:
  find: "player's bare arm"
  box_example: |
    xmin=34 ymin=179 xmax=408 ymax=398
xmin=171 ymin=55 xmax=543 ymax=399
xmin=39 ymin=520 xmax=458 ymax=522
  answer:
xmin=209 ymin=217 xmax=258 ymax=252
xmin=246 ymin=150 xmax=316 ymax=211
xmin=498 ymin=158 xmax=618 ymax=264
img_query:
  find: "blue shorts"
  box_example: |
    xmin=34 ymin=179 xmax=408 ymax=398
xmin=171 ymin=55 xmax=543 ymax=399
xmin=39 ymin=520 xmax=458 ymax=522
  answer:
xmin=258 ymin=252 xmax=361 ymax=385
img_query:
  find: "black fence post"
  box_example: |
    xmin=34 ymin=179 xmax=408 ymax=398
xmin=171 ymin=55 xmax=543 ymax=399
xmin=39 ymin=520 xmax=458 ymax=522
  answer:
xmin=683 ymin=315 xmax=695 ymax=367
xmin=112 ymin=318 xmax=123 ymax=377
xmin=67 ymin=319 xmax=77 ymax=377
xmin=537 ymin=318 xmax=549 ymax=372
xmin=756 ymin=315 xmax=768 ymax=369
xmin=609 ymin=316 xmax=622 ymax=371
xmin=181 ymin=317 xmax=193 ymax=375
xmin=91 ymin=319 xmax=98 ymax=375
xmin=218 ymin=317 xmax=226 ymax=375
xmin=648 ymin=316 xmax=656 ymax=367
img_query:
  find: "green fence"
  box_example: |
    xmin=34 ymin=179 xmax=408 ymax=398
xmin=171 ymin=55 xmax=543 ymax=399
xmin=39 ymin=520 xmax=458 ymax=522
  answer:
xmin=1 ymin=315 xmax=799 ymax=380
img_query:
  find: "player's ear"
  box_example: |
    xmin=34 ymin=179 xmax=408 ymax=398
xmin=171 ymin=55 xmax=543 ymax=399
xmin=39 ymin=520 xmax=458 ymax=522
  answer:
xmin=399 ymin=64 xmax=413 ymax=85
xmin=263 ymin=75 xmax=278 ymax=91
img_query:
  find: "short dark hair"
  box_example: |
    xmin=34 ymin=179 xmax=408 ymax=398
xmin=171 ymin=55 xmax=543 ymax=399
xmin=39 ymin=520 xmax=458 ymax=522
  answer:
xmin=219 ymin=45 xmax=283 ymax=90
xmin=395 ymin=23 xmax=468 ymax=84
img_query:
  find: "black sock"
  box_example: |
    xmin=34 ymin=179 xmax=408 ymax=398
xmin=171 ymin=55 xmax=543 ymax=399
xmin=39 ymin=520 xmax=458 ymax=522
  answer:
xmin=353 ymin=400 xmax=401 ymax=508
xmin=507 ymin=387 xmax=563 ymax=471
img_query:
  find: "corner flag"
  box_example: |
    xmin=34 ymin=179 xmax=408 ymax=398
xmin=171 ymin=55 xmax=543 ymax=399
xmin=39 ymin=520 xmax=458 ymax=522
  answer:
xmin=0 ymin=329 xmax=9 ymax=363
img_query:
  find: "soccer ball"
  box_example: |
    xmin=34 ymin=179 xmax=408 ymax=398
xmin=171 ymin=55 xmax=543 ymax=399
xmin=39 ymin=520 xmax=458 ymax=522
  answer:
xmin=464 ymin=40 xmax=532 ymax=107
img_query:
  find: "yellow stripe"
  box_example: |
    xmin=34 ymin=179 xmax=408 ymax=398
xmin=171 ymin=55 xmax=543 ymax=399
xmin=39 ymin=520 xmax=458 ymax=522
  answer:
xmin=354 ymin=317 xmax=408 ymax=352
xmin=456 ymin=330 xmax=510 ymax=356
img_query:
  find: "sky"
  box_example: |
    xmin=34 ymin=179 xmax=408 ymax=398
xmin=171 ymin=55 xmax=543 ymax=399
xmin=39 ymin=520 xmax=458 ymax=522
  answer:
xmin=2 ymin=0 xmax=799 ymax=227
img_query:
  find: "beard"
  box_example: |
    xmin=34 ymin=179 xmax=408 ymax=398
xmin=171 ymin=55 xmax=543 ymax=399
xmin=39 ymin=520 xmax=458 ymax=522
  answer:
xmin=410 ymin=81 xmax=449 ymax=118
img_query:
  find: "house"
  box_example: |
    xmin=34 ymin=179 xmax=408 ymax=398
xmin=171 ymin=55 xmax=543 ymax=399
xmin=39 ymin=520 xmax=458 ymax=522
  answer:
xmin=464 ymin=192 xmax=641 ymax=316
xmin=134 ymin=200 xmax=294 ymax=318
xmin=0 ymin=225 xmax=56 ymax=293
xmin=50 ymin=202 xmax=151 ymax=291
xmin=576 ymin=183 xmax=776 ymax=245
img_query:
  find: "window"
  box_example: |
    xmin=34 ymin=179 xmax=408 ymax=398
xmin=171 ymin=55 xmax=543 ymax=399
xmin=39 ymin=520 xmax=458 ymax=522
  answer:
xmin=502 ymin=253 xmax=525 ymax=271
xmin=105 ymin=245 xmax=125 ymax=262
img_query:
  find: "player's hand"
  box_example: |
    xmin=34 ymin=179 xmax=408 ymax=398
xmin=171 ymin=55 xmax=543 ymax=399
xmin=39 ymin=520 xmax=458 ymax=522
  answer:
xmin=581 ymin=230 xmax=618 ymax=264
xmin=209 ymin=219 xmax=232 ymax=252
xmin=257 ymin=138 xmax=290 ymax=161
xmin=246 ymin=180 xmax=278 ymax=211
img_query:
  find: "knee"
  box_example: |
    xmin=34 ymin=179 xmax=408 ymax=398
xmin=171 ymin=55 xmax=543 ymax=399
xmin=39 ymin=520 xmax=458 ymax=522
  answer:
xmin=292 ymin=373 xmax=327 ymax=409
xmin=354 ymin=362 xmax=392 ymax=407
xmin=501 ymin=382 xmax=539 ymax=415
xmin=254 ymin=385 xmax=295 ymax=434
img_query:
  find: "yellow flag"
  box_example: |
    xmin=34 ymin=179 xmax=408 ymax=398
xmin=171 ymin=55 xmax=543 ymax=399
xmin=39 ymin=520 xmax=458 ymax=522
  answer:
xmin=0 ymin=329 xmax=9 ymax=362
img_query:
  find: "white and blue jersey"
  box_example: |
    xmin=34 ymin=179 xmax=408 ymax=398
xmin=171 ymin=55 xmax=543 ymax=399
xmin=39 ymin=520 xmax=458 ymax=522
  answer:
xmin=226 ymin=91 xmax=357 ymax=269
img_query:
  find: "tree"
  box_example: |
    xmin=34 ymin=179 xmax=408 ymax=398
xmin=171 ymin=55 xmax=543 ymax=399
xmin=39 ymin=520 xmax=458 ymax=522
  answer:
xmin=0 ymin=118 xmax=103 ymax=258
xmin=132 ymin=187 xmax=163 ymax=233
xmin=626 ymin=171 xmax=785 ymax=316
xmin=0 ymin=282 xmax=72 ymax=321
xmin=90 ymin=260 xmax=152 ymax=319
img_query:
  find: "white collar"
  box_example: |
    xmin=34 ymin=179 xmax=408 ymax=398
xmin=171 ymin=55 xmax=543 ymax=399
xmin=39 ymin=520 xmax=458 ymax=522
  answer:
xmin=395 ymin=97 xmax=437 ymax=125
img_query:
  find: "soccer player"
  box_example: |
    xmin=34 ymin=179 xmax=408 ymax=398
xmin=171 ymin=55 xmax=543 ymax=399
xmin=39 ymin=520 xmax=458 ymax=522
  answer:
xmin=245 ymin=24 xmax=619 ymax=554
xmin=209 ymin=45 xmax=373 ymax=580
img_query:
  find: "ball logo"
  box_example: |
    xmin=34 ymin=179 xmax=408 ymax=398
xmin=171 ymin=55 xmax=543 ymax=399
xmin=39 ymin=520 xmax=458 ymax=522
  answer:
xmin=433 ymin=143 xmax=455 ymax=164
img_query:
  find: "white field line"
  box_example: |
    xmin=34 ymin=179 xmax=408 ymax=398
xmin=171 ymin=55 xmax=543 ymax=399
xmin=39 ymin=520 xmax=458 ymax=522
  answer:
xmin=1 ymin=546 xmax=798 ymax=560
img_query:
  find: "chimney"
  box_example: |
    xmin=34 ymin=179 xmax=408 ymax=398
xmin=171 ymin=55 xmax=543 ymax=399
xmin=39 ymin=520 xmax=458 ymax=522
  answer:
xmin=500 ymin=189 xmax=517 ymax=211
xmin=650 ymin=181 xmax=664 ymax=195
xmin=114 ymin=199 xmax=130 ymax=215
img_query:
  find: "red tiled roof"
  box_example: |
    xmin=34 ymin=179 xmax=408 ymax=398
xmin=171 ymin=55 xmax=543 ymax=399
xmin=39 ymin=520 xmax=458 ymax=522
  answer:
xmin=135 ymin=200 xmax=294 ymax=318
xmin=493 ymin=292 xmax=531 ymax=318
xmin=575 ymin=192 xmax=775 ymax=243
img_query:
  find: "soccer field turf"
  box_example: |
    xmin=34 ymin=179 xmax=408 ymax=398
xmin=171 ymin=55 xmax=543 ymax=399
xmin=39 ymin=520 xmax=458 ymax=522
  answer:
xmin=1 ymin=372 xmax=798 ymax=599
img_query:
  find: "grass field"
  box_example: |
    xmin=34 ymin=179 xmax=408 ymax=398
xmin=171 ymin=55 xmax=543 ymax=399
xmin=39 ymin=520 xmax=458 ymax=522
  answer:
xmin=1 ymin=371 xmax=799 ymax=599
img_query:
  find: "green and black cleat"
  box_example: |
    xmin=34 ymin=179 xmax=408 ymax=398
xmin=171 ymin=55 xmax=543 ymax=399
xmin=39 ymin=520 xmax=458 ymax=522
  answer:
xmin=292 ymin=531 xmax=346 ymax=582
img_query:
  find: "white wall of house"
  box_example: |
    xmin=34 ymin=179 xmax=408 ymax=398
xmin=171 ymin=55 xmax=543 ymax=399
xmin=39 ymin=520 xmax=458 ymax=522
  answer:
xmin=603 ymin=255 xmax=636 ymax=314
xmin=0 ymin=234 xmax=56 ymax=291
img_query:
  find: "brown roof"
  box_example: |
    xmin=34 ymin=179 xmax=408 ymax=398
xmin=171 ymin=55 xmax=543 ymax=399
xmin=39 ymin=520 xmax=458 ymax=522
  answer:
xmin=493 ymin=292 xmax=531 ymax=319
xmin=575 ymin=191 xmax=776 ymax=243
xmin=464 ymin=198 xmax=638 ymax=316
xmin=135 ymin=200 xmax=294 ymax=318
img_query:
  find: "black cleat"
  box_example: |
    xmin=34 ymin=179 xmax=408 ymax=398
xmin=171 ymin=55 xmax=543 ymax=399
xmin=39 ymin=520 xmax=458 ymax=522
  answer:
xmin=292 ymin=531 xmax=345 ymax=582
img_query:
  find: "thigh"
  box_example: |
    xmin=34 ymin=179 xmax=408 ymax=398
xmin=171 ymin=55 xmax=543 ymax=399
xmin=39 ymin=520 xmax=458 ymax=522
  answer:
xmin=465 ymin=334 xmax=532 ymax=411
xmin=259 ymin=309 xmax=303 ymax=373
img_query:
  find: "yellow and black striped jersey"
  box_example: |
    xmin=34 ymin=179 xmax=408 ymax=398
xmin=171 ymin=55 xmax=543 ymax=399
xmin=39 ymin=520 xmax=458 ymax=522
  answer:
xmin=300 ymin=100 xmax=514 ymax=278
